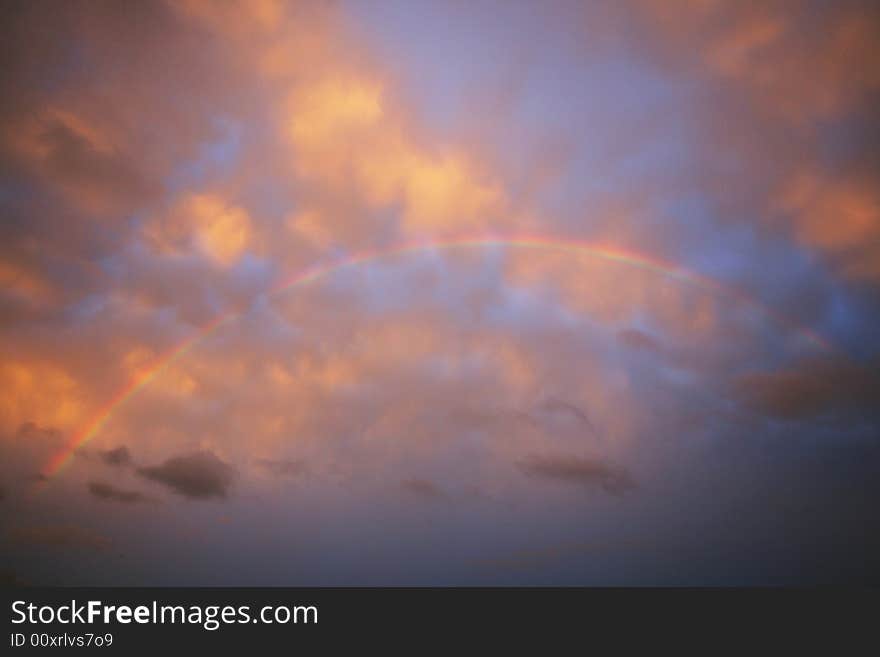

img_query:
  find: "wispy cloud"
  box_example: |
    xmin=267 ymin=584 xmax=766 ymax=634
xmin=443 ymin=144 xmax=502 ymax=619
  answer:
xmin=518 ymin=454 xmax=636 ymax=496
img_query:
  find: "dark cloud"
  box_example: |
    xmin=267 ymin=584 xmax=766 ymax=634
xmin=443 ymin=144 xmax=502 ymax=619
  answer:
xmin=736 ymin=358 xmax=880 ymax=420
xmin=27 ymin=114 xmax=159 ymax=212
xmin=16 ymin=421 xmax=62 ymax=444
xmin=401 ymin=478 xmax=444 ymax=499
xmin=100 ymin=446 xmax=132 ymax=467
xmin=7 ymin=524 xmax=111 ymax=551
xmin=87 ymin=481 xmax=149 ymax=504
xmin=137 ymin=450 xmax=236 ymax=499
xmin=518 ymin=454 xmax=635 ymax=495
xmin=256 ymin=458 xmax=307 ymax=478
xmin=617 ymin=328 xmax=662 ymax=353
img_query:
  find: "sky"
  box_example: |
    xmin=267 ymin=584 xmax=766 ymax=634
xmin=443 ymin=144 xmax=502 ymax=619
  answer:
xmin=1 ymin=0 xmax=879 ymax=586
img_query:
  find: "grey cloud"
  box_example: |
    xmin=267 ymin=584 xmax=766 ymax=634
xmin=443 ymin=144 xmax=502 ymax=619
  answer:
xmin=100 ymin=446 xmax=132 ymax=467
xmin=617 ymin=328 xmax=662 ymax=353
xmin=137 ymin=450 xmax=236 ymax=499
xmin=87 ymin=481 xmax=150 ymax=504
xmin=735 ymin=357 xmax=880 ymax=420
xmin=16 ymin=421 xmax=62 ymax=444
xmin=401 ymin=478 xmax=444 ymax=499
xmin=30 ymin=115 xmax=158 ymax=211
xmin=518 ymin=454 xmax=635 ymax=495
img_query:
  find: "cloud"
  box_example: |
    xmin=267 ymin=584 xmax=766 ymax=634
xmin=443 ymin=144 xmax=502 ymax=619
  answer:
xmin=735 ymin=358 xmax=880 ymax=421
xmin=0 ymin=257 xmax=58 ymax=308
xmin=6 ymin=524 xmax=111 ymax=551
xmin=100 ymin=446 xmax=133 ymax=468
xmin=0 ymin=360 xmax=83 ymax=433
xmin=256 ymin=458 xmax=307 ymax=478
xmin=400 ymin=478 xmax=444 ymax=500
xmin=617 ymin=328 xmax=662 ymax=353
xmin=518 ymin=454 xmax=636 ymax=495
xmin=143 ymin=193 xmax=253 ymax=266
xmin=627 ymin=0 xmax=880 ymax=121
xmin=0 ymin=0 xmax=878 ymax=587
xmin=0 ymin=423 xmax=66 ymax=486
xmin=775 ymin=171 xmax=880 ymax=281
xmin=137 ymin=450 xmax=236 ymax=499
xmin=533 ymin=397 xmax=596 ymax=434
xmin=6 ymin=107 xmax=159 ymax=216
xmin=14 ymin=421 xmax=61 ymax=442
xmin=87 ymin=481 xmax=150 ymax=504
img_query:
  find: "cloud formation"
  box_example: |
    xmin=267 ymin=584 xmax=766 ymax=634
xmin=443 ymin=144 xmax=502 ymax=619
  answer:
xmin=1 ymin=0 xmax=878 ymax=584
xmin=100 ymin=446 xmax=132 ymax=467
xmin=137 ymin=450 xmax=236 ymax=499
xmin=400 ymin=478 xmax=444 ymax=500
xmin=87 ymin=481 xmax=150 ymax=504
xmin=518 ymin=454 xmax=636 ymax=496
xmin=736 ymin=358 xmax=880 ymax=421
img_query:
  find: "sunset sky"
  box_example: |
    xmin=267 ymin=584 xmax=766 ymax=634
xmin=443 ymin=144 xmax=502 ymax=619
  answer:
xmin=1 ymin=0 xmax=879 ymax=585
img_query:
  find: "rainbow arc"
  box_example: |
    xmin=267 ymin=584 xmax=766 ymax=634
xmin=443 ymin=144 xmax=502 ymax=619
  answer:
xmin=40 ymin=235 xmax=835 ymax=479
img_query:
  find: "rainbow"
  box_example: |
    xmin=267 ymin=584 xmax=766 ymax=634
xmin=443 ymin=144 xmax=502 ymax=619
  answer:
xmin=39 ymin=234 xmax=835 ymax=479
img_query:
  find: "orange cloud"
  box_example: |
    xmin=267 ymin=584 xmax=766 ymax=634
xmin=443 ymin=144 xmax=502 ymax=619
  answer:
xmin=282 ymin=73 xmax=507 ymax=237
xmin=0 ymin=258 xmax=57 ymax=307
xmin=0 ymin=361 xmax=84 ymax=434
xmin=776 ymin=171 xmax=880 ymax=280
xmin=632 ymin=1 xmax=880 ymax=121
xmin=172 ymin=0 xmax=285 ymax=37
xmin=145 ymin=193 xmax=253 ymax=266
xmin=3 ymin=107 xmax=156 ymax=216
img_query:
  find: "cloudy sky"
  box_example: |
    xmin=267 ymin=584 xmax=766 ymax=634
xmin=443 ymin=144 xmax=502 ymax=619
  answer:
xmin=1 ymin=0 xmax=879 ymax=585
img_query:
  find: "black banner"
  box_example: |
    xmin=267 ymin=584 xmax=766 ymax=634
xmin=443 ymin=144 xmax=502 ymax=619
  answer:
xmin=1 ymin=587 xmax=876 ymax=651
